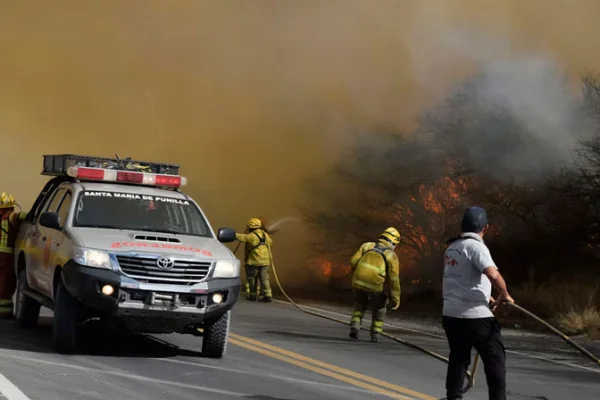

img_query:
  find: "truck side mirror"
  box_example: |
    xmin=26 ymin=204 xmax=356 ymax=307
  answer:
xmin=39 ymin=212 xmax=61 ymax=230
xmin=217 ymin=227 xmax=236 ymax=243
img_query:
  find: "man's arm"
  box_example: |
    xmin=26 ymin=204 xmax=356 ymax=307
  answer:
xmin=266 ymin=232 xmax=273 ymax=247
xmin=387 ymin=253 xmax=401 ymax=309
xmin=349 ymin=243 xmax=367 ymax=271
xmin=471 ymin=244 xmax=514 ymax=305
xmin=9 ymin=212 xmax=27 ymax=224
xmin=483 ymin=267 xmax=514 ymax=304
xmin=235 ymin=232 xmax=258 ymax=245
xmin=266 ymin=227 xmax=280 ymax=235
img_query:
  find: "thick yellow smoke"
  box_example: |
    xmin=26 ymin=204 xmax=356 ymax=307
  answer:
xmin=1 ymin=1 xmax=599 ymax=284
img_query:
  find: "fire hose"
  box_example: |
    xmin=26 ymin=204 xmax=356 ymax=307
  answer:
xmin=234 ymin=223 xmax=600 ymax=396
xmin=260 ymin=240 xmax=481 ymax=394
xmin=503 ymin=303 xmax=600 ymax=366
xmin=236 ymin=236 xmax=480 ymax=389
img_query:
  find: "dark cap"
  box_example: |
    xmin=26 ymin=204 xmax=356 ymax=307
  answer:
xmin=461 ymin=206 xmax=488 ymax=233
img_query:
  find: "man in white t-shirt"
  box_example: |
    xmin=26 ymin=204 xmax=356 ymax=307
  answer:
xmin=442 ymin=207 xmax=514 ymax=400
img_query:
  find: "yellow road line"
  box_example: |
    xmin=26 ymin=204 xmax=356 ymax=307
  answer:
xmin=229 ymin=338 xmax=415 ymax=400
xmin=229 ymin=333 xmax=436 ymax=400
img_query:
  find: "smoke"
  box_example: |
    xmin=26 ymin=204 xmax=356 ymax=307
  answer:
xmin=414 ymin=49 xmax=584 ymax=183
xmin=1 ymin=1 xmax=600 ymax=285
xmin=404 ymin=13 xmax=592 ymax=183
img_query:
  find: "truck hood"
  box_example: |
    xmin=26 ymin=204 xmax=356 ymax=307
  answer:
xmin=70 ymin=227 xmax=234 ymax=260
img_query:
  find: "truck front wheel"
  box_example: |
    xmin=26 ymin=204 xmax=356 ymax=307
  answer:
xmin=202 ymin=310 xmax=231 ymax=359
xmin=15 ymin=269 xmax=41 ymax=329
xmin=52 ymin=281 xmax=81 ymax=354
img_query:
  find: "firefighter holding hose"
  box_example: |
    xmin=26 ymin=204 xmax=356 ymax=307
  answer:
xmin=235 ymin=217 xmax=274 ymax=302
xmin=348 ymin=227 xmax=402 ymax=343
xmin=0 ymin=193 xmax=27 ymax=318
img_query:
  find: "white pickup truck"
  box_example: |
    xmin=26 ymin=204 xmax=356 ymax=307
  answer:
xmin=13 ymin=154 xmax=241 ymax=357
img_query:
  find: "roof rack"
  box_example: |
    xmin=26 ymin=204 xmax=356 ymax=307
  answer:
xmin=42 ymin=154 xmax=180 ymax=177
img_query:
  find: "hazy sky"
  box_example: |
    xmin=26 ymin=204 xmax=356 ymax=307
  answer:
xmin=1 ymin=1 xmax=599 ymax=281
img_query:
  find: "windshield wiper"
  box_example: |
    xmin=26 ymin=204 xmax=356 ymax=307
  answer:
xmin=76 ymin=224 xmax=187 ymax=235
xmin=78 ymin=224 xmax=124 ymax=230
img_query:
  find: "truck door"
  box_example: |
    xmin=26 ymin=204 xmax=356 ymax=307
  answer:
xmin=48 ymin=190 xmax=73 ymax=301
xmin=32 ymin=188 xmax=67 ymax=297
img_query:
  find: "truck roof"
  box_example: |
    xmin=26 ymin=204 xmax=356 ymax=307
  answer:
xmin=73 ymin=181 xmax=191 ymax=200
xmin=40 ymin=154 xmax=188 ymax=191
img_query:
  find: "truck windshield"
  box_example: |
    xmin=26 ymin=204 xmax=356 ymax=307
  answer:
xmin=73 ymin=191 xmax=212 ymax=237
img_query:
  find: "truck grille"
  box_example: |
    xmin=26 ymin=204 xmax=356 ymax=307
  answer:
xmin=115 ymin=255 xmax=212 ymax=284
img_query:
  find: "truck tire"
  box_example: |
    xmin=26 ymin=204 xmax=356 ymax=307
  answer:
xmin=202 ymin=310 xmax=231 ymax=359
xmin=52 ymin=281 xmax=81 ymax=354
xmin=15 ymin=269 xmax=41 ymax=329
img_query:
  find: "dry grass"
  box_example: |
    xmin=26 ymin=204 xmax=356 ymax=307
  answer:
xmin=556 ymin=307 xmax=600 ymax=338
xmin=512 ymin=282 xmax=600 ymax=339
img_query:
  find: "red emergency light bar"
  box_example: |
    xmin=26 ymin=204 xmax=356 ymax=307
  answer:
xmin=66 ymin=166 xmax=187 ymax=188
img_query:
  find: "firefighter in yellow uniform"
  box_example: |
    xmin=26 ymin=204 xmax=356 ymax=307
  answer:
xmin=0 ymin=193 xmax=27 ymax=318
xmin=349 ymin=227 xmax=401 ymax=342
xmin=235 ymin=218 xmax=274 ymax=302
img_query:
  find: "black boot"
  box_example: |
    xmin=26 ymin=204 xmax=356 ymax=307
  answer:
xmin=349 ymin=322 xmax=359 ymax=340
xmin=261 ymin=296 xmax=272 ymax=303
xmin=370 ymin=332 xmax=380 ymax=343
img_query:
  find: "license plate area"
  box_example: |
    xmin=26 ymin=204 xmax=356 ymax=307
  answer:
xmin=148 ymin=292 xmax=181 ymax=307
xmin=126 ymin=290 xmax=203 ymax=308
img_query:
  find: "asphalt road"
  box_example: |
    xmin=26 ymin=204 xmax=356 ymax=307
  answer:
xmin=0 ymin=300 xmax=599 ymax=400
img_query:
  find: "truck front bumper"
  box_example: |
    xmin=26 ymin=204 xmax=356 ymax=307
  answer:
xmin=62 ymin=261 xmax=240 ymax=333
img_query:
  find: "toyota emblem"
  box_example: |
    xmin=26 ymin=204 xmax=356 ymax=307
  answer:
xmin=156 ymin=256 xmax=174 ymax=270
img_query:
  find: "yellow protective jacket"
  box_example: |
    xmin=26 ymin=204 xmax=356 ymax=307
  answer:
xmin=350 ymin=240 xmax=401 ymax=304
xmin=0 ymin=211 xmax=27 ymax=254
xmin=236 ymin=229 xmax=273 ymax=267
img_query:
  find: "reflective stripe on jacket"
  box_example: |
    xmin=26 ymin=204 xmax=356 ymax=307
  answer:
xmin=350 ymin=240 xmax=401 ymax=304
xmin=0 ymin=211 xmax=27 ymax=254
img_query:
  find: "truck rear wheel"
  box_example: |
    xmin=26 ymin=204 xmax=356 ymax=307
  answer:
xmin=15 ymin=269 xmax=41 ymax=329
xmin=52 ymin=281 xmax=81 ymax=354
xmin=202 ymin=310 xmax=231 ymax=359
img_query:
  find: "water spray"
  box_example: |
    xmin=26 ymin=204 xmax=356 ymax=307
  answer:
xmin=267 ymin=216 xmax=301 ymax=233
xmin=232 ymin=216 xmax=300 ymax=255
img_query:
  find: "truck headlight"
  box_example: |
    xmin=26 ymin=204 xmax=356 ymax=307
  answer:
xmin=72 ymin=247 xmax=112 ymax=270
xmin=213 ymin=260 xmax=240 ymax=278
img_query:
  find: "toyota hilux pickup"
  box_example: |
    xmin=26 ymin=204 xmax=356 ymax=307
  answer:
xmin=13 ymin=154 xmax=241 ymax=357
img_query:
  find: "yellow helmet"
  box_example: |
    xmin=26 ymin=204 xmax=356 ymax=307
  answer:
xmin=0 ymin=192 xmax=15 ymax=209
xmin=246 ymin=217 xmax=262 ymax=230
xmin=380 ymin=227 xmax=401 ymax=245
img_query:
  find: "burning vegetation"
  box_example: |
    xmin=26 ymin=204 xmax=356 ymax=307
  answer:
xmin=301 ymin=65 xmax=600 ymax=300
xmin=304 ymin=171 xmax=473 ymax=288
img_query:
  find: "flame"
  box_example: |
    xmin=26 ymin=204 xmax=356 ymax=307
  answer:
xmin=419 ymin=176 xmax=466 ymax=214
xmin=310 ymin=256 xmax=348 ymax=281
xmin=376 ymin=175 xmax=470 ymax=269
xmin=309 ymin=174 xmax=473 ymax=281
xmin=318 ymin=258 xmax=333 ymax=278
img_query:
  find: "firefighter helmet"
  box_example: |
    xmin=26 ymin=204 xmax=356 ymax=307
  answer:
xmin=247 ymin=218 xmax=262 ymax=230
xmin=0 ymin=193 xmax=15 ymax=209
xmin=380 ymin=227 xmax=401 ymax=245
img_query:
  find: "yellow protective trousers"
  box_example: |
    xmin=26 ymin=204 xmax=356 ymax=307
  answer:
xmin=245 ymin=264 xmax=272 ymax=299
xmin=350 ymin=289 xmax=388 ymax=333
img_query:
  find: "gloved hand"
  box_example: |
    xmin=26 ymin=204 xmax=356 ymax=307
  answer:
xmin=389 ymin=299 xmax=400 ymax=311
xmin=266 ymin=225 xmax=280 ymax=235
